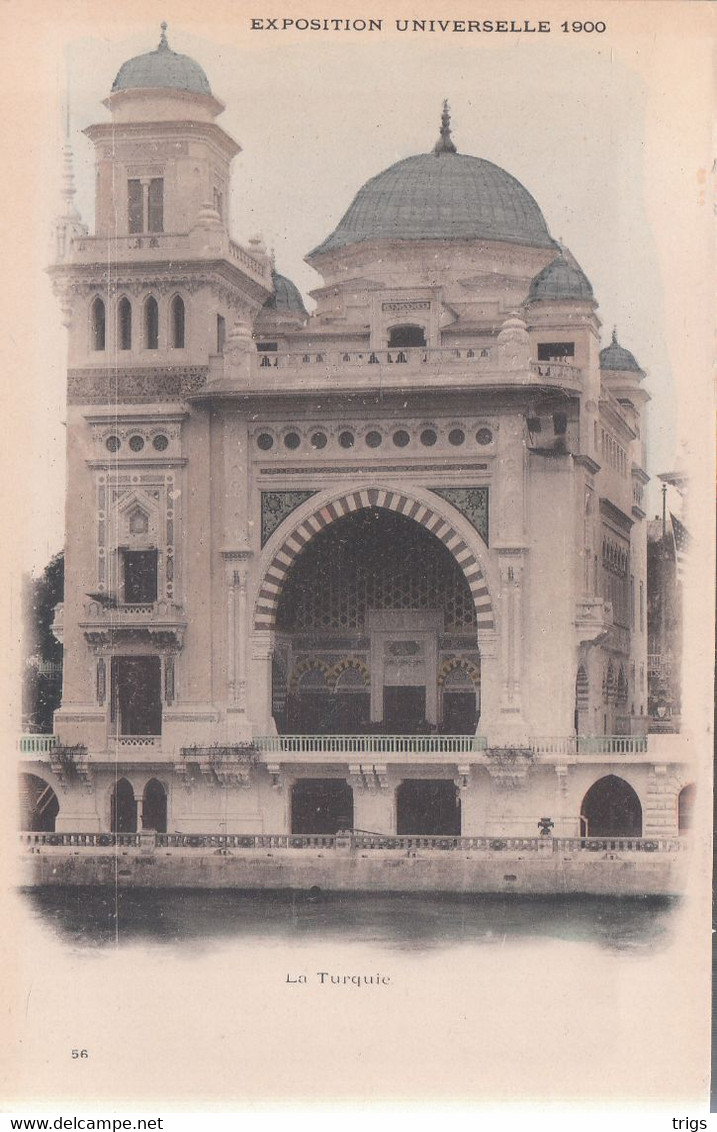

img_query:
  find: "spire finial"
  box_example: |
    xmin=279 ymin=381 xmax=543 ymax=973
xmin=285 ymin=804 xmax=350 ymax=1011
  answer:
xmin=434 ymin=99 xmax=457 ymax=155
xmin=612 ymin=326 xmax=618 ymax=345
xmin=159 ymin=21 xmax=169 ymax=49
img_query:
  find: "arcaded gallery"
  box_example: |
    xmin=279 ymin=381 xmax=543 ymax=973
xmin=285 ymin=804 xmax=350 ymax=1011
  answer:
xmin=19 ymin=26 xmax=694 ymax=874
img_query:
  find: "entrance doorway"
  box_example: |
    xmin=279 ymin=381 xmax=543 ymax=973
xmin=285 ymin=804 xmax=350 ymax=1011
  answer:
xmin=111 ymin=777 xmax=137 ymax=833
xmin=579 ymin=775 xmax=642 ymax=837
xmin=396 ymin=779 xmax=461 ymax=836
xmin=383 ymin=686 xmax=426 ymax=733
xmin=291 ymin=779 xmax=354 ymax=834
xmin=142 ymin=778 xmax=167 ymax=832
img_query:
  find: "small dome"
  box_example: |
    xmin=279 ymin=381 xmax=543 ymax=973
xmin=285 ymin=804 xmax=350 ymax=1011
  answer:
xmin=309 ymin=107 xmax=555 ymax=257
xmin=600 ymin=328 xmax=643 ymax=373
xmin=528 ymin=253 xmax=594 ymax=302
xmin=264 ymin=271 xmax=308 ymax=318
xmin=112 ymin=24 xmax=212 ymax=96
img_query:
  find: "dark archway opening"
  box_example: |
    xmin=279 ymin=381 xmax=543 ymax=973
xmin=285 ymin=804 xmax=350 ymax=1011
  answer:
xmin=274 ymin=507 xmax=480 ymax=736
xmin=678 ymin=784 xmax=696 ymax=834
xmin=396 ymin=779 xmax=461 ymax=836
xmin=142 ymin=778 xmax=167 ymax=832
xmin=291 ymin=779 xmax=353 ymax=834
xmin=20 ymin=773 xmax=59 ymax=832
xmin=580 ymin=775 xmax=642 ymax=837
xmin=111 ymin=778 xmax=137 ymax=834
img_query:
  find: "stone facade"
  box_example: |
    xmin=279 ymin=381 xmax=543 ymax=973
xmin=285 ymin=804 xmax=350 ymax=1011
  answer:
xmin=19 ymin=30 xmax=694 ymax=874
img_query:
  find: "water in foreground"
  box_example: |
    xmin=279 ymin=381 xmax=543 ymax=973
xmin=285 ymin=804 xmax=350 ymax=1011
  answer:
xmin=20 ymin=885 xmax=678 ymax=954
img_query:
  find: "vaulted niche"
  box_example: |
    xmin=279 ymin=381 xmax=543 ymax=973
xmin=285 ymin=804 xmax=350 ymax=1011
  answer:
xmin=273 ymin=508 xmax=480 ymax=735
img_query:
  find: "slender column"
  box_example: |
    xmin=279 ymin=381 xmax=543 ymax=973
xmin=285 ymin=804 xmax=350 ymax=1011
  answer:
xmin=222 ymin=550 xmax=252 ymax=741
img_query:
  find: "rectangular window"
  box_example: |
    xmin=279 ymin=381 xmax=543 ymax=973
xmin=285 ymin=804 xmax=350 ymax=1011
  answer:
xmin=122 ymin=550 xmax=158 ymax=604
xmin=128 ymin=179 xmax=143 ymax=234
xmin=630 ymin=575 xmax=635 ymax=629
xmin=148 ymin=178 xmax=164 ymax=233
xmin=639 ymin=581 xmax=645 ymax=631
xmin=111 ymin=656 xmax=162 ymax=736
xmin=537 ymin=341 xmax=575 ymax=361
xmin=217 ymin=314 xmax=226 ymax=354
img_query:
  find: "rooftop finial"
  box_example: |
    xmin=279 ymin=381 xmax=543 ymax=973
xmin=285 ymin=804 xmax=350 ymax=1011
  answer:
xmin=612 ymin=326 xmax=618 ymax=345
xmin=434 ymin=99 xmax=457 ymax=155
xmin=159 ymin=21 xmax=169 ymax=49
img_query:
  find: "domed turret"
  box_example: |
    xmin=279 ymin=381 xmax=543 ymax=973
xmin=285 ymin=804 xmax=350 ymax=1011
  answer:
xmin=112 ymin=23 xmax=212 ymax=96
xmin=264 ymin=271 xmax=308 ymax=319
xmin=309 ymin=105 xmax=556 ymax=257
xmin=528 ymin=251 xmax=594 ymax=302
xmin=600 ymin=328 xmax=643 ymax=373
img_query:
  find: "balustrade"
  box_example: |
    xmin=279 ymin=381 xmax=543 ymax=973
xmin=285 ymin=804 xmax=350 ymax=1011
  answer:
xmin=20 ymin=831 xmax=684 ymax=853
xmin=529 ymin=735 xmax=648 ymax=756
xmin=254 ymin=734 xmax=487 ymax=754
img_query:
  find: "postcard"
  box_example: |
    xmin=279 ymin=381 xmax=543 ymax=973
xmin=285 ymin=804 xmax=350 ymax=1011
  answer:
xmin=1 ymin=0 xmax=713 ymax=1121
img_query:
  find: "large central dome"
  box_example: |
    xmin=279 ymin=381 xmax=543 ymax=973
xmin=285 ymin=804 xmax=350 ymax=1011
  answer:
xmin=310 ymin=114 xmax=555 ymax=257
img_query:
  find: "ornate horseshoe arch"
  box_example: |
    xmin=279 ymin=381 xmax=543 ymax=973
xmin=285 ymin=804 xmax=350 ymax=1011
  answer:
xmin=253 ymin=485 xmax=495 ymax=632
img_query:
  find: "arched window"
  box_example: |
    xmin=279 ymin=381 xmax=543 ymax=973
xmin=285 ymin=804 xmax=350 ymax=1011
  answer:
xmin=678 ymin=784 xmax=696 ymax=834
xmin=91 ymin=297 xmax=106 ymax=351
xmin=388 ymin=324 xmax=426 ymax=348
xmin=144 ymin=296 xmax=159 ymax=350
xmin=118 ymin=297 xmax=132 ymax=350
xmin=20 ymin=773 xmax=60 ymax=832
xmin=170 ymin=295 xmax=185 ymax=349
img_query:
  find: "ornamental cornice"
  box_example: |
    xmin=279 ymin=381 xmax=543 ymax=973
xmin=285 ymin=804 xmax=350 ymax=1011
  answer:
xmin=50 ymin=269 xmax=259 ymax=311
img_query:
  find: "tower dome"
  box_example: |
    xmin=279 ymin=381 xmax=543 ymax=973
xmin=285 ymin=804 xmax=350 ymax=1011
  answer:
xmin=264 ymin=271 xmax=308 ymax=318
xmin=112 ymin=24 xmax=212 ymax=96
xmin=528 ymin=252 xmax=594 ymax=302
xmin=600 ymin=328 xmax=643 ymax=373
xmin=309 ymin=105 xmax=556 ymax=257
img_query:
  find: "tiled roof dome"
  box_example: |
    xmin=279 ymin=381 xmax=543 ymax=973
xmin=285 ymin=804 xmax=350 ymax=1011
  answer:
xmin=264 ymin=271 xmax=308 ymax=317
xmin=528 ymin=252 xmax=594 ymax=302
xmin=310 ymin=104 xmax=555 ymax=257
xmin=600 ymin=328 xmax=643 ymax=373
xmin=112 ymin=24 xmax=212 ymax=96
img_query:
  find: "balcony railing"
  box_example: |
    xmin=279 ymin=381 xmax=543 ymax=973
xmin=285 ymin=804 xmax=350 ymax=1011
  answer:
xmin=112 ymin=735 xmax=159 ymax=748
xmin=82 ymin=599 xmax=184 ymax=622
xmin=18 ymin=734 xmax=59 ymax=754
xmin=252 ymin=349 xmax=581 ymax=382
xmin=530 ymin=735 xmax=648 ymax=756
xmin=255 ymin=734 xmax=488 ymax=754
xmin=20 ymin=831 xmax=685 ymax=853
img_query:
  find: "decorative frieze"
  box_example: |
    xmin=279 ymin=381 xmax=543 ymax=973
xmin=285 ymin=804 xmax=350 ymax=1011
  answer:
xmin=68 ymin=367 xmax=208 ymax=405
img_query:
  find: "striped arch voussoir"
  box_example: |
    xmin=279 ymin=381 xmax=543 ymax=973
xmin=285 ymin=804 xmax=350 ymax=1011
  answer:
xmin=438 ymin=657 xmax=481 ymax=688
xmin=254 ymin=488 xmax=495 ymax=631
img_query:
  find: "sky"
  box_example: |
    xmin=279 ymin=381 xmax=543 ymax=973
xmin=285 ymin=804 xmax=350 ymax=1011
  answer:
xmin=3 ymin=2 xmax=713 ymax=574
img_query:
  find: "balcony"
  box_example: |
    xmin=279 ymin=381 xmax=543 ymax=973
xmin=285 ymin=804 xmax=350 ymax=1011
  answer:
xmin=80 ymin=600 xmax=186 ymax=649
xmin=64 ymin=232 xmax=268 ymax=286
xmin=204 ymin=349 xmax=583 ymax=398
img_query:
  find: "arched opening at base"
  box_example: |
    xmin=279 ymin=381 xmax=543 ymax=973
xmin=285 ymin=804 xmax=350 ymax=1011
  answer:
xmin=396 ymin=779 xmax=461 ymax=836
xmin=678 ymin=784 xmax=696 ymax=835
xmin=111 ymin=778 xmax=137 ymax=834
xmin=142 ymin=778 xmax=167 ymax=832
xmin=291 ymin=779 xmax=353 ymax=834
xmin=20 ymin=773 xmax=59 ymax=832
xmin=580 ymin=775 xmax=642 ymax=837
